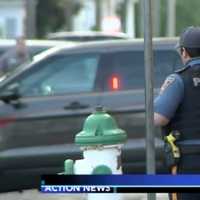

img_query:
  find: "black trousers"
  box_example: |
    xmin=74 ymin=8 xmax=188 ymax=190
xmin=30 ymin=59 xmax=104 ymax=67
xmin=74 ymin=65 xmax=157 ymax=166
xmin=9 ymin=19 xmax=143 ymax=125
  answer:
xmin=169 ymin=154 xmax=200 ymax=200
xmin=169 ymin=193 xmax=200 ymax=200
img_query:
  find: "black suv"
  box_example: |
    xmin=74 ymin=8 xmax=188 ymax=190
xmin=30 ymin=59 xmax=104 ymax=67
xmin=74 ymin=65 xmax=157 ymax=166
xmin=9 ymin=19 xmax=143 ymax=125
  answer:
xmin=0 ymin=38 xmax=182 ymax=192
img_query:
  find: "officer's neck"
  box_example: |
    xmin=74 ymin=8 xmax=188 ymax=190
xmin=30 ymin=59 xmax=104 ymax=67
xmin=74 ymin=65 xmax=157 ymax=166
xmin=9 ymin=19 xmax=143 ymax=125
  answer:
xmin=182 ymin=57 xmax=191 ymax=65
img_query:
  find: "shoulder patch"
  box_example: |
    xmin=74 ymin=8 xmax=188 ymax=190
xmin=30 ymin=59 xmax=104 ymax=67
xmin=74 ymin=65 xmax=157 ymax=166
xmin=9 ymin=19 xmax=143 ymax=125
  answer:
xmin=160 ymin=75 xmax=176 ymax=94
xmin=193 ymin=77 xmax=200 ymax=87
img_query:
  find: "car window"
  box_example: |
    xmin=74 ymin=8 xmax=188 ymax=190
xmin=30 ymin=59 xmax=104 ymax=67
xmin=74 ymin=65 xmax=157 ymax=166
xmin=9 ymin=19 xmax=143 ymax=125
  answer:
xmin=13 ymin=54 xmax=99 ymax=96
xmin=0 ymin=49 xmax=6 ymax=56
xmin=0 ymin=47 xmax=11 ymax=56
xmin=28 ymin=46 xmax=50 ymax=58
xmin=104 ymin=49 xmax=181 ymax=91
xmin=105 ymin=51 xmax=145 ymax=91
xmin=154 ymin=50 xmax=180 ymax=87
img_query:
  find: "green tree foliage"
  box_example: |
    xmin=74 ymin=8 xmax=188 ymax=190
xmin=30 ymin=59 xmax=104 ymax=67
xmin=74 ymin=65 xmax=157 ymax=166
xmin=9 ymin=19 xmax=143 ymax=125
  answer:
xmin=36 ymin=0 xmax=82 ymax=38
xmin=176 ymin=0 xmax=200 ymax=35
xmin=134 ymin=0 xmax=200 ymax=37
xmin=36 ymin=0 xmax=65 ymax=38
xmin=36 ymin=0 xmax=200 ymax=38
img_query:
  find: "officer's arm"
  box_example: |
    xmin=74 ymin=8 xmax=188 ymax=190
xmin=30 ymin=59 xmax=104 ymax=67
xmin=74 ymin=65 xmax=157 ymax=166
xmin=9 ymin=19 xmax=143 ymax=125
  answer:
xmin=154 ymin=74 xmax=184 ymax=127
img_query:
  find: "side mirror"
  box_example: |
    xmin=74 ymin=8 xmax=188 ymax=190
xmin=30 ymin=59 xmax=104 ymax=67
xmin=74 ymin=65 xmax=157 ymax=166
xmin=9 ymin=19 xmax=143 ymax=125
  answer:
xmin=0 ymin=83 xmax=21 ymax=104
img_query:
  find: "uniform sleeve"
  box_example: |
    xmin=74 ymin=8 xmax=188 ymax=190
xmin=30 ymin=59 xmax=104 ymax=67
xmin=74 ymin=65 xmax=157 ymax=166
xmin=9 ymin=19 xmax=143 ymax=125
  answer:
xmin=154 ymin=74 xmax=184 ymax=120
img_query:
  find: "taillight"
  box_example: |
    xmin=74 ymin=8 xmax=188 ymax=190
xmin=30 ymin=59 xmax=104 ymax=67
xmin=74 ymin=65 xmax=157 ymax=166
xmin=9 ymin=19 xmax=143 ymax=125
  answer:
xmin=109 ymin=75 xmax=121 ymax=91
xmin=0 ymin=117 xmax=15 ymax=127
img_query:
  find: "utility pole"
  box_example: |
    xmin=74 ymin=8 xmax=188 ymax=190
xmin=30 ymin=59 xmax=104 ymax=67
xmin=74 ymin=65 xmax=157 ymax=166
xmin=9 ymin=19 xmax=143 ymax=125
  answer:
xmin=64 ymin=0 xmax=73 ymax=31
xmin=125 ymin=0 xmax=136 ymax=38
xmin=167 ymin=0 xmax=176 ymax=36
xmin=143 ymin=0 xmax=156 ymax=200
xmin=95 ymin=0 xmax=102 ymax=30
xmin=153 ymin=0 xmax=160 ymax=37
xmin=140 ymin=0 xmax=144 ymax=37
xmin=101 ymin=0 xmax=116 ymax=18
xmin=108 ymin=0 xmax=116 ymax=16
xmin=24 ymin=0 xmax=37 ymax=38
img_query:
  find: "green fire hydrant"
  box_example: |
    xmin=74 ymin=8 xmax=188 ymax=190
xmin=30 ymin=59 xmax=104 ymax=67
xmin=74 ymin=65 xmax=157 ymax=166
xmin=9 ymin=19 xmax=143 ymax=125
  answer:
xmin=64 ymin=107 xmax=127 ymax=199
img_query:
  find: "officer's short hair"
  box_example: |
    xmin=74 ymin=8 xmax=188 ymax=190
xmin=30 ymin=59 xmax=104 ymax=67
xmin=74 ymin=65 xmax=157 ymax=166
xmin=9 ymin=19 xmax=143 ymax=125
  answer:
xmin=176 ymin=26 xmax=200 ymax=57
xmin=184 ymin=47 xmax=200 ymax=58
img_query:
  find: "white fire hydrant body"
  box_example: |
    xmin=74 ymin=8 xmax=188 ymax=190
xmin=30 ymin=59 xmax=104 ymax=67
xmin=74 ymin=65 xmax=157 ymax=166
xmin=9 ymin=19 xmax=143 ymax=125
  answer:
xmin=74 ymin=145 xmax=123 ymax=174
xmin=64 ymin=108 xmax=127 ymax=200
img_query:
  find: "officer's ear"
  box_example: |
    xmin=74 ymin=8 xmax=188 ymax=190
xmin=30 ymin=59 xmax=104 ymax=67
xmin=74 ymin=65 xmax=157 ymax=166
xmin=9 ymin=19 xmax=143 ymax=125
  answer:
xmin=182 ymin=47 xmax=191 ymax=59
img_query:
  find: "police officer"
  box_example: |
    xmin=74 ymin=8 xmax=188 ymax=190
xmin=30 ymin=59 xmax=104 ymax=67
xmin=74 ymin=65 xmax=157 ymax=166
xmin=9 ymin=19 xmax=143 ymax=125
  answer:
xmin=154 ymin=26 xmax=200 ymax=200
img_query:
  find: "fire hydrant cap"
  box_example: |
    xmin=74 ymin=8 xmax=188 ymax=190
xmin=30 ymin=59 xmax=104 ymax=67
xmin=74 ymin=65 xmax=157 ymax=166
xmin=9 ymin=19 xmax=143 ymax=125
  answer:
xmin=75 ymin=109 xmax=127 ymax=146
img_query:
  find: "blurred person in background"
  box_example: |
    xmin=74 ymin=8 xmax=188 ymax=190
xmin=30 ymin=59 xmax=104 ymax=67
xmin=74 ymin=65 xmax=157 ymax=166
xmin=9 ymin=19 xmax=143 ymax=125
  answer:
xmin=0 ymin=36 xmax=30 ymax=76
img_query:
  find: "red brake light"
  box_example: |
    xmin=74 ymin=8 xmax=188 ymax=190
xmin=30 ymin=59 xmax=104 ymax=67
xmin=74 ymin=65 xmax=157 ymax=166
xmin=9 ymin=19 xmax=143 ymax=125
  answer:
xmin=109 ymin=75 xmax=121 ymax=91
xmin=0 ymin=117 xmax=15 ymax=127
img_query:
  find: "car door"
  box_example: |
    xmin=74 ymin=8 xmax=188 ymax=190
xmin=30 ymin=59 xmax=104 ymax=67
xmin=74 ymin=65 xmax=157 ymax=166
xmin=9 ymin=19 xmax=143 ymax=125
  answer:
xmin=0 ymin=52 xmax=102 ymax=175
xmin=97 ymin=48 xmax=178 ymax=173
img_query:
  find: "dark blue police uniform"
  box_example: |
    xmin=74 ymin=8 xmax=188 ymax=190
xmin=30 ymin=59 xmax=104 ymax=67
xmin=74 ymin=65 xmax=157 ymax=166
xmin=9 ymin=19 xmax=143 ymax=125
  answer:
xmin=155 ymin=58 xmax=200 ymax=120
xmin=155 ymin=58 xmax=200 ymax=200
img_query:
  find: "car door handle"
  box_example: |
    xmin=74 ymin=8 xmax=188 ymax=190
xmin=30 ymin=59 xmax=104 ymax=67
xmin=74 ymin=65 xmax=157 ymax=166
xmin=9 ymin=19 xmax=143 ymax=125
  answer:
xmin=64 ymin=101 xmax=89 ymax=110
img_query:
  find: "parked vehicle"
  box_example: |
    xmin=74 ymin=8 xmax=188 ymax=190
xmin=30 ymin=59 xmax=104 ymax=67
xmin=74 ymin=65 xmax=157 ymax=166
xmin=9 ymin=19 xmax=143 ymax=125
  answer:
xmin=47 ymin=31 xmax=130 ymax=42
xmin=0 ymin=39 xmax=74 ymax=58
xmin=0 ymin=39 xmax=75 ymax=81
xmin=0 ymin=38 xmax=182 ymax=192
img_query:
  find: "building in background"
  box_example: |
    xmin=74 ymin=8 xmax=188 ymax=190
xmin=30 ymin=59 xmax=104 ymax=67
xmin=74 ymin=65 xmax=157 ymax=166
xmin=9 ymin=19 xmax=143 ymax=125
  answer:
xmin=73 ymin=0 xmax=137 ymax=37
xmin=0 ymin=0 xmax=177 ymax=39
xmin=73 ymin=0 xmax=122 ymax=33
xmin=0 ymin=0 xmax=25 ymax=38
xmin=73 ymin=0 xmax=96 ymax=31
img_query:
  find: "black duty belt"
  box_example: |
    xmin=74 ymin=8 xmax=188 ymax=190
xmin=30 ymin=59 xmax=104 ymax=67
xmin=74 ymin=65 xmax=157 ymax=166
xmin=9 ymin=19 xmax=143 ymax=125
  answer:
xmin=177 ymin=140 xmax=200 ymax=154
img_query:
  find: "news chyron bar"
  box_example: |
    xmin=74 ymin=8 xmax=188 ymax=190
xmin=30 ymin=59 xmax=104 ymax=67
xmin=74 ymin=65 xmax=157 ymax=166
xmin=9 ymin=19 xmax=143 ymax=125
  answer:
xmin=40 ymin=175 xmax=200 ymax=193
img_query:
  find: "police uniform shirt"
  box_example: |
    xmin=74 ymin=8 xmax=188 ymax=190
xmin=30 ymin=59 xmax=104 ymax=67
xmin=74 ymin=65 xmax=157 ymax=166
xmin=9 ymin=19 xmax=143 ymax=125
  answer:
xmin=154 ymin=58 xmax=200 ymax=120
xmin=155 ymin=58 xmax=200 ymax=174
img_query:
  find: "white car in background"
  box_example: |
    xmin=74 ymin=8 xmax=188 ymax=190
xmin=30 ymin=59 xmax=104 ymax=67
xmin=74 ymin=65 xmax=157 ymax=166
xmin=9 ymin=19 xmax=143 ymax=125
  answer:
xmin=47 ymin=31 xmax=130 ymax=42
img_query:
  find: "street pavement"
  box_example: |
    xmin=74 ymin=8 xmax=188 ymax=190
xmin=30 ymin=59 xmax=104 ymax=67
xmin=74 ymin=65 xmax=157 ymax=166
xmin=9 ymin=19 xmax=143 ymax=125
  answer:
xmin=0 ymin=190 xmax=168 ymax=200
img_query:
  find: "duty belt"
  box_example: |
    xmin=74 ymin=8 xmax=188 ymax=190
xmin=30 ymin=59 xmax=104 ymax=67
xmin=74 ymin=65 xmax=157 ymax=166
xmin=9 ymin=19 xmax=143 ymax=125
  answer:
xmin=177 ymin=140 xmax=200 ymax=154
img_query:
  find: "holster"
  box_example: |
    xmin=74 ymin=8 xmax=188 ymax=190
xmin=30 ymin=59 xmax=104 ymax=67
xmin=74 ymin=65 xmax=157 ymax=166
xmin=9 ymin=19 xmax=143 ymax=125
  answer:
xmin=164 ymin=131 xmax=181 ymax=169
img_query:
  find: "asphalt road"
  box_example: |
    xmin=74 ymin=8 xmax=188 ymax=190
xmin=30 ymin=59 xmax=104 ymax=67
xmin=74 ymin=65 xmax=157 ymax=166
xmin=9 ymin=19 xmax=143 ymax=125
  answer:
xmin=0 ymin=190 xmax=168 ymax=200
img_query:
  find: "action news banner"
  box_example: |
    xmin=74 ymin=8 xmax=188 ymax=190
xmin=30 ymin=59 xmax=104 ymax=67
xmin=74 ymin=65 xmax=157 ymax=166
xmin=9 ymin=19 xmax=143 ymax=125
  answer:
xmin=40 ymin=175 xmax=200 ymax=193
